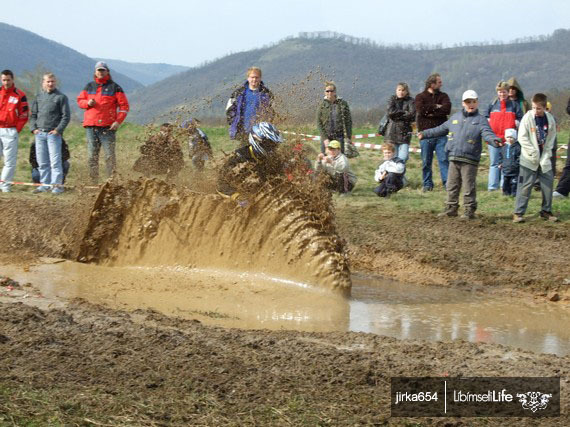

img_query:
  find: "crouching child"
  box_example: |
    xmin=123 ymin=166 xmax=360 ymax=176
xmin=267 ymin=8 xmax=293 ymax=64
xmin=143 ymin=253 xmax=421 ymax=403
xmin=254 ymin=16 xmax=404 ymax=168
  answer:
xmin=500 ymin=128 xmax=521 ymax=196
xmin=418 ymin=90 xmax=502 ymax=219
xmin=315 ymin=140 xmax=357 ymax=194
xmin=373 ymin=142 xmax=405 ymax=197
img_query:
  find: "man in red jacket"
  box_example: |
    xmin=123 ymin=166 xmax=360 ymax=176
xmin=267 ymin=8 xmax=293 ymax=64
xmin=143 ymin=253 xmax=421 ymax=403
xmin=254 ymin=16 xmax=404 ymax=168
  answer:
xmin=77 ymin=61 xmax=129 ymax=184
xmin=0 ymin=70 xmax=29 ymax=192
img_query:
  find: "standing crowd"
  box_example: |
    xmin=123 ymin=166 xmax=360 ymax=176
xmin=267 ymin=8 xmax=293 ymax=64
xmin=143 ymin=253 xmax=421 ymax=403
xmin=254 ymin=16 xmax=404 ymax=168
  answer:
xmin=313 ymin=72 xmax=568 ymax=223
xmin=1 ymin=64 xmax=569 ymax=222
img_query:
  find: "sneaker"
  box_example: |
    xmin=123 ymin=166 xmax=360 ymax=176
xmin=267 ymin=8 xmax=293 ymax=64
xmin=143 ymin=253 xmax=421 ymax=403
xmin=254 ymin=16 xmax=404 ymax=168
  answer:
xmin=422 ymin=187 xmax=433 ymax=193
xmin=52 ymin=188 xmax=64 ymax=195
xmin=539 ymin=211 xmax=558 ymax=222
xmin=32 ymin=186 xmax=50 ymax=194
xmin=437 ymin=210 xmax=458 ymax=218
xmin=512 ymin=214 xmax=525 ymax=223
xmin=553 ymin=191 xmax=567 ymax=199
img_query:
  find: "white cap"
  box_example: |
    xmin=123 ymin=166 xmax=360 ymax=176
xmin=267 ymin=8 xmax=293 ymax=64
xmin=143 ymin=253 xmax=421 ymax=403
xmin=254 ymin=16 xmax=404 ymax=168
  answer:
xmin=505 ymin=128 xmax=517 ymax=139
xmin=462 ymin=90 xmax=478 ymax=101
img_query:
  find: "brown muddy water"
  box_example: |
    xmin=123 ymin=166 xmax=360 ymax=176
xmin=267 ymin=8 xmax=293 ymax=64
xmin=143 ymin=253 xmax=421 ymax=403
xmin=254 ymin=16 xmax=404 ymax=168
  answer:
xmin=4 ymin=259 xmax=569 ymax=357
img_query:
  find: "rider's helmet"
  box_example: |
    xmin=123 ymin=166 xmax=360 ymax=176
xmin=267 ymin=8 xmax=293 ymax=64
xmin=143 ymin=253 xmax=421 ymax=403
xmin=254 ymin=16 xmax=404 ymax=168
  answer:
xmin=248 ymin=122 xmax=283 ymax=157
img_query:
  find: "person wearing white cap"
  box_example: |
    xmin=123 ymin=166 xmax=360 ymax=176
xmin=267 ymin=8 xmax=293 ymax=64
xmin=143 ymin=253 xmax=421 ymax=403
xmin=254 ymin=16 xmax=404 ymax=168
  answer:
xmin=499 ymin=128 xmax=521 ymax=196
xmin=77 ymin=61 xmax=130 ymax=183
xmin=418 ymin=90 xmax=502 ymax=219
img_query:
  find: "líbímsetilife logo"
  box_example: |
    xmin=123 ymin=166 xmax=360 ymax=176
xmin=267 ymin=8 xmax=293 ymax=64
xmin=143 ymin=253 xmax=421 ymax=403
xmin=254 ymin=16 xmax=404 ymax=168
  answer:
xmin=517 ymin=392 xmax=552 ymax=413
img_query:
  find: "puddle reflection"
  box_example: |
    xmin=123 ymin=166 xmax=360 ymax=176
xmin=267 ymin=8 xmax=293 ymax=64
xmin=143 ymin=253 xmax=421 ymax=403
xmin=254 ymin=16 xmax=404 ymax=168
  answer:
xmin=4 ymin=262 xmax=569 ymax=356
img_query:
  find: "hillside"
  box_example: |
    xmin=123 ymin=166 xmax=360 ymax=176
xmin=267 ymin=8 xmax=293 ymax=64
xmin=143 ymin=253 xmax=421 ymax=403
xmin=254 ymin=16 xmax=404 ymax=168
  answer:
xmin=0 ymin=23 xmax=143 ymax=96
xmin=129 ymin=29 xmax=570 ymax=124
xmin=95 ymin=58 xmax=189 ymax=86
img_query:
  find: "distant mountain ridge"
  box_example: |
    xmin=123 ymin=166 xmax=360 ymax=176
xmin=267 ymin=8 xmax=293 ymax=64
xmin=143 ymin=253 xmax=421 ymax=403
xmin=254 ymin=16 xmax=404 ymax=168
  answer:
xmin=0 ymin=22 xmax=143 ymax=96
xmin=128 ymin=29 xmax=570 ymax=124
xmin=95 ymin=58 xmax=190 ymax=86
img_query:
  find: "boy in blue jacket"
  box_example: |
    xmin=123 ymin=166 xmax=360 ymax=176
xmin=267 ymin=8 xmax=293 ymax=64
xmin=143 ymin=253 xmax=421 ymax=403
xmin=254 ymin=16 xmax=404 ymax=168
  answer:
xmin=419 ymin=90 xmax=502 ymax=219
xmin=499 ymin=128 xmax=521 ymax=196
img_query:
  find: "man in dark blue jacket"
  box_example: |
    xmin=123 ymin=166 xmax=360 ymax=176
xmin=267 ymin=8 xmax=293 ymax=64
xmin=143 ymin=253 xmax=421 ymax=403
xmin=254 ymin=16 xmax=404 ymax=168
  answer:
xmin=419 ymin=90 xmax=502 ymax=219
xmin=226 ymin=67 xmax=274 ymax=143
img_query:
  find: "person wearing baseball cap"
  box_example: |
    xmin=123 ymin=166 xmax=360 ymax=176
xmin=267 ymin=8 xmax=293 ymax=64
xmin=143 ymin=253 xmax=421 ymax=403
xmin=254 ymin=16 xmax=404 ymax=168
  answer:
xmin=77 ymin=61 xmax=129 ymax=184
xmin=315 ymin=139 xmax=357 ymax=194
xmin=418 ymin=90 xmax=502 ymax=219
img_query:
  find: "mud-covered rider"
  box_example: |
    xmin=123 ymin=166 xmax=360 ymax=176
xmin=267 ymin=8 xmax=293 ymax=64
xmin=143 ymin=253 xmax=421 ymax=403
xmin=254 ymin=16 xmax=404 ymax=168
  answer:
xmin=217 ymin=122 xmax=283 ymax=199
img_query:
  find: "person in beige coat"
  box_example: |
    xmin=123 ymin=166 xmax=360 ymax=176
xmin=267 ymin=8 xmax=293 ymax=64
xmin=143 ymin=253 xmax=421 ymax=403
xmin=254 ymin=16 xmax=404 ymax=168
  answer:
xmin=513 ymin=93 xmax=558 ymax=223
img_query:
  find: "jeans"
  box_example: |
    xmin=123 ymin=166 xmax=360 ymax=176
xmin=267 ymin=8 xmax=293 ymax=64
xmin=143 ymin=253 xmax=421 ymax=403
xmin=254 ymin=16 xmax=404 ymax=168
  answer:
xmin=32 ymin=161 xmax=70 ymax=184
xmin=514 ymin=166 xmax=554 ymax=215
xmin=0 ymin=127 xmax=19 ymax=192
xmin=420 ymin=136 xmax=448 ymax=189
xmin=487 ymin=144 xmax=503 ymax=190
xmin=86 ymin=126 xmax=116 ymax=183
xmin=35 ymin=132 xmax=64 ymax=189
xmin=395 ymin=143 xmax=409 ymax=163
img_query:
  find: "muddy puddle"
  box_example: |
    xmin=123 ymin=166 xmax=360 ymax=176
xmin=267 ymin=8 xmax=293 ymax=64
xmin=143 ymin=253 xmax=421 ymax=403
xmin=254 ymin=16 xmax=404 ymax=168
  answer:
xmin=3 ymin=260 xmax=569 ymax=356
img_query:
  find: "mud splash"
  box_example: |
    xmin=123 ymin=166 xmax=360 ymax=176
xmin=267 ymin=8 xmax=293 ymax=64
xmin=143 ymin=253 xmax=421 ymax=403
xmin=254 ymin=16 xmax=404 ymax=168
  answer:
xmin=77 ymin=179 xmax=351 ymax=294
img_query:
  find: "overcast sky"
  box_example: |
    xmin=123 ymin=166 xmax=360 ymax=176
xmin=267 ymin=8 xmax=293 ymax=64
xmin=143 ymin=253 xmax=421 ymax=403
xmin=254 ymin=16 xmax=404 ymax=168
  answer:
xmin=5 ymin=0 xmax=570 ymax=67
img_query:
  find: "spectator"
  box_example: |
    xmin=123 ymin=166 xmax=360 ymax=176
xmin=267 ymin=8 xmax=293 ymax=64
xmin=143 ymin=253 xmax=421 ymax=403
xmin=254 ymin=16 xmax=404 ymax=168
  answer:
xmin=373 ymin=142 xmax=405 ymax=197
xmin=545 ymin=101 xmax=559 ymax=176
xmin=553 ymin=96 xmax=570 ymax=198
xmin=507 ymin=77 xmax=531 ymax=114
xmin=499 ymin=129 xmax=521 ymax=197
xmin=315 ymin=140 xmax=357 ymax=195
xmin=226 ymin=67 xmax=274 ymax=143
xmin=513 ymin=93 xmax=558 ymax=223
xmin=181 ymin=118 xmax=212 ymax=171
xmin=485 ymin=81 xmax=522 ymax=191
xmin=217 ymin=122 xmax=283 ymax=199
xmin=30 ymin=139 xmax=70 ymax=184
xmin=415 ymin=73 xmax=451 ymax=191
xmin=0 ymin=69 xmax=28 ymax=193
xmin=384 ymin=82 xmax=416 ymax=164
xmin=77 ymin=61 xmax=129 ymax=184
xmin=316 ymin=81 xmax=352 ymax=154
xmin=29 ymin=73 xmax=70 ymax=194
xmin=419 ymin=90 xmax=501 ymax=219
xmin=133 ymin=123 xmax=184 ymax=180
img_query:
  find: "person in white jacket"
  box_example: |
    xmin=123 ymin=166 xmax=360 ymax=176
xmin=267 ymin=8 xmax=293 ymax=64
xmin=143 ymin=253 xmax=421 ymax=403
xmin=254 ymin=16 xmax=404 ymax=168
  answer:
xmin=315 ymin=139 xmax=357 ymax=194
xmin=513 ymin=93 xmax=558 ymax=223
xmin=373 ymin=142 xmax=406 ymax=197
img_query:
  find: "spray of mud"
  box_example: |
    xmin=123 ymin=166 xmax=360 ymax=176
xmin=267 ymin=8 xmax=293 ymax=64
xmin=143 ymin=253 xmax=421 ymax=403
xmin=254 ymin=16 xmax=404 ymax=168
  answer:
xmin=78 ymin=173 xmax=351 ymax=295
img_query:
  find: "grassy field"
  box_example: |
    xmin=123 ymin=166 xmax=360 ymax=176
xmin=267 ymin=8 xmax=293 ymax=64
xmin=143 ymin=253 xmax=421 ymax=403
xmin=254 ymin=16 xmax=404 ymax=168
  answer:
xmin=8 ymin=122 xmax=570 ymax=220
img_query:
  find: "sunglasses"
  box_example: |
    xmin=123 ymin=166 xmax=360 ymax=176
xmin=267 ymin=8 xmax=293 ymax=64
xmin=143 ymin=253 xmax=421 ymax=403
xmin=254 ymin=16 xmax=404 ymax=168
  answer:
xmin=96 ymin=68 xmax=108 ymax=72
xmin=325 ymin=90 xmax=335 ymax=93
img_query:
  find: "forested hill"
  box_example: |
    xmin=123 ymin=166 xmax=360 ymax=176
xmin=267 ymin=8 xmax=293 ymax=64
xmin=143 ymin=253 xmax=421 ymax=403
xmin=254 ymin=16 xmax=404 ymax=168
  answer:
xmin=0 ymin=23 xmax=143 ymax=96
xmin=129 ymin=29 xmax=570 ymax=124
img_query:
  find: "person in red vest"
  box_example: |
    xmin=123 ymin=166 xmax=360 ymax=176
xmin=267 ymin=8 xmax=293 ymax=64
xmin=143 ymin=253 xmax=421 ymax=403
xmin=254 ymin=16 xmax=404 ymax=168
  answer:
xmin=0 ymin=69 xmax=28 ymax=192
xmin=485 ymin=81 xmax=522 ymax=191
xmin=77 ymin=61 xmax=129 ymax=184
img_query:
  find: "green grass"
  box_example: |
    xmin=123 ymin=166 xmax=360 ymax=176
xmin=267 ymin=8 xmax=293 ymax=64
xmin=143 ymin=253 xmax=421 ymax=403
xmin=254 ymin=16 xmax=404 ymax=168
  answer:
xmin=8 ymin=122 xmax=570 ymax=221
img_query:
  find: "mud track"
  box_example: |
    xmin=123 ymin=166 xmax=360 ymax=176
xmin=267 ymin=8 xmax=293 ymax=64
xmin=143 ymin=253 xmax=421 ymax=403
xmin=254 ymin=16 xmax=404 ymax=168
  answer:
xmin=1 ymin=183 xmax=569 ymax=425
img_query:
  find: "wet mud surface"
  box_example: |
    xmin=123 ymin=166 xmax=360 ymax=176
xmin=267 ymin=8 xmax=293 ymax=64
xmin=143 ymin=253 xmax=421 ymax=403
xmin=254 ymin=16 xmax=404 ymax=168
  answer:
xmin=1 ymin=300 xmax=568 ymax=425
xmin=1 ymin=182 xmax=569 ymax=424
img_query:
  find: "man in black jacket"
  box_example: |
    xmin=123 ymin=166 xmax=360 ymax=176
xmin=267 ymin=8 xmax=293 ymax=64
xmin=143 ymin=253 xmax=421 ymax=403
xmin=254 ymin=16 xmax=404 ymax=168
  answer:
xmin=415 ymin=73 xmax=451 ymax=191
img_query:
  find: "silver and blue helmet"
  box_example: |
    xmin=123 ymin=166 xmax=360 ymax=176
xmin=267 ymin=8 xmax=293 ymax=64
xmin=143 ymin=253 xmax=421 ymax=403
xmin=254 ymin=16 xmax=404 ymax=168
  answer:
xmin=248 ymin=122 xmax=283 ymax=156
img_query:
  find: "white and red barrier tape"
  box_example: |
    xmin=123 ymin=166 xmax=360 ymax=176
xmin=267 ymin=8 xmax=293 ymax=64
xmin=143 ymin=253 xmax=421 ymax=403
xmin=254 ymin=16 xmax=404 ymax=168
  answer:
xmin=283 ymin=131 xmax=568 ymax=157
xmin=0 ymin=180 xmax=99 ymax=189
